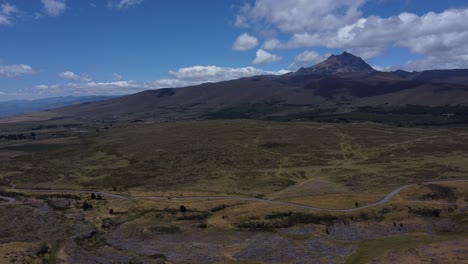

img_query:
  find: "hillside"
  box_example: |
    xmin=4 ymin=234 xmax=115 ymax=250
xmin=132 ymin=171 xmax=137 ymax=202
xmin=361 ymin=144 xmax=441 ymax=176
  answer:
xmin=0 ymin=96 xmax=115 ymax=117
xmin=24 ymin=52 xmax=468 ymax=125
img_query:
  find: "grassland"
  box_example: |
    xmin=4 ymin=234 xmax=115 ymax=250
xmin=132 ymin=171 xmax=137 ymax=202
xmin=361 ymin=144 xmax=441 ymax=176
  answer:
xmin=0 ymin=120 xmax=467 ymax=263
xmin=2 ymin=120 xmax=468 ymax=198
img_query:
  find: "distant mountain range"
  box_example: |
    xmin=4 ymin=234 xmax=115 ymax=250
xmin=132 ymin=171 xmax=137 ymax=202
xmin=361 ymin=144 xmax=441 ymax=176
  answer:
xmin=12 ymin=52 xmax=468 ymax=125
xmin=0 ymin=96 xmax=115 ymax=117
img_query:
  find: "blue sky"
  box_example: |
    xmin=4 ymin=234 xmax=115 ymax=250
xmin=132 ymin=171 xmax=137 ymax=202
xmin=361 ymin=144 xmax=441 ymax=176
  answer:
xmin=1 ymin=0 xmax=468 ymax=100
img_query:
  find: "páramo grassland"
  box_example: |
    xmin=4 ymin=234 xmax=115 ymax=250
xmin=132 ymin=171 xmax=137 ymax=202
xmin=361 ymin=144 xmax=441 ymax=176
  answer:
xmin=0 ymin=118 xmax=467 ymax=263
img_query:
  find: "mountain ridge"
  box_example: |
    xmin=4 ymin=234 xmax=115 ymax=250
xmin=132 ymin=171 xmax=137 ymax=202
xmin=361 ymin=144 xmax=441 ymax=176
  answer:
xmin=4 ymin=52 xmax=468 ymax=124
xmin=294 ymin=51 xmax=376 ymax=76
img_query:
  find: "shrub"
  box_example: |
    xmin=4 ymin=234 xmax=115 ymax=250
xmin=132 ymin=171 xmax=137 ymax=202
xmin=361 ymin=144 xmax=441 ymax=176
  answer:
xmin=421 ymin=184 xmax=457 ymax=201
xmin=410 ymin=207 xmax=441 ymax=217
xmin=83 ymin=201 xmax=92 ymax=210
xmin=149 ymin=225 xmax=181 ymax=233
xmin=176 ymin=211 xmax=210 ymax=221
xmin=210 ymin=204 xmax=227 ymax=212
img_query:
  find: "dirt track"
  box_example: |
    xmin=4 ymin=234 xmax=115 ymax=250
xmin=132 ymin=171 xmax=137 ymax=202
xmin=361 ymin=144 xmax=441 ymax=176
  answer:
xmin=1 ymin=179 xmax=467 ymax=211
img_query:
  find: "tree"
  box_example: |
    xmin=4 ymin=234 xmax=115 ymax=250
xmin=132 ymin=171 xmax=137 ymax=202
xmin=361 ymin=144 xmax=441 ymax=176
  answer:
xmin=96 ymin=194 xmax=103 ymax=200
xmin=91 ymin=193 xmax=96 ymax=200
xmin=326 ymin=228 xmax=330 ymax=235
xmin=109 ymin=208 xmax=114 ymax=215
xmin=355 ymin=202 xmax=359 ymax=208
xmin=179 ymin=205 xmax=187 ymax=213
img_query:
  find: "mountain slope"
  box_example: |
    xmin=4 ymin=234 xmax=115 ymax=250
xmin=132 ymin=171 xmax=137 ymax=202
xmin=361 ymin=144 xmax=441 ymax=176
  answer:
xmin=0 ymin=96 xmax=115 ymax=117
xmin=293 ymin=52 xmax=376 ymax=76
xmin=43 ymin=52 xmax=468 ymax=123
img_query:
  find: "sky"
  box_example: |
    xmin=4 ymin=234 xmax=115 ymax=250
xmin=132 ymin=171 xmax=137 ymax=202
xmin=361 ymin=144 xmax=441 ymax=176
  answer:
xmin=1 ymin=0 xmax=468 ymax=101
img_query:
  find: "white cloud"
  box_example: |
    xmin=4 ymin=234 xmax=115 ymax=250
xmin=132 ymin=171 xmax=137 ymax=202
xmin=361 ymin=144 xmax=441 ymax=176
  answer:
xmin=252 ymin=49 xmax=282 ymax=65
xmin=0 ymin=16 xmax=8 ymax=25
xmin=59 ymin=71 xmax=92 ymax=82
xmin=41 ymin=0 xmax=66 ymax=17
xmin=116 ymin=0 xmax=144 ymax=9
xmin=232 ymin=33 xmax=259 ymax=51
xmin=0 ymin=2 xmax=19 ymax=25
xmin=401 ymin=55 xmax=468 ymax=71
xmin=237 ymin=1 xmax=468 ymax=70
xmin=112 ymin=73 xmax=123 ymax=81
xmin=1 ymin=2 xmax=18 ymax=15
xmin=236 ymin=0 xmax=366 ymax=33
xmin=289 ymin=50 xmax=331 ymax=70
xmin=169 ymin=65 xmax=289 ymax=82
xmin=0 ymin=64 xmax=36 ymax=78
xmin=34 ymin=85 xmax=51 ymax=90
xmin=294 ymin=51 xmax=328 ymax=64
xmin=29 ymin=65 xmax=290 ymax=98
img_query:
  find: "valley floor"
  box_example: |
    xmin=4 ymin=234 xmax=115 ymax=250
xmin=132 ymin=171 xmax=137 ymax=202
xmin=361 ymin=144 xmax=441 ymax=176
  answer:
xmin=0 ymin=120 xmax=467 ymax=263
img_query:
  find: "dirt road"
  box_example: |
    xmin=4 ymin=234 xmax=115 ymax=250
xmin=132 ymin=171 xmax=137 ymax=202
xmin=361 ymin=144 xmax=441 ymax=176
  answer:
xmin=1 ymin=179 xmax=467 ymax=211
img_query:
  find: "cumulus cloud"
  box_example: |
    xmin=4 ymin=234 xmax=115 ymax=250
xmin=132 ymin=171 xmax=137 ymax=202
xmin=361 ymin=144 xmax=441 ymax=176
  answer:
xmin=59 ymin=71 xmax=92 ymax=82
xmin=30 ymin=65 xmax=289 ymax=98
xmin=32 ymin=81 xmax=147 ymax=97
xmin=252 ymin=49 xmax=282 ymax=65
xmin=236 ymin=0 xmax=366 ymax=33
xmin=289 ymin=50 xmax=331 ymax=70
xmin=232 ymin=33 xmax=259 ymax=51
xmin=295 ymin=51 xmax=329 ymax=64
xmin=400 ymin=54 xmax=468 ymax=71
xmin=41 ymin=0 xmax=66 ymax=17
xmin=114 ymin=0 xmax=144 ymax=9
xmin=0 ymin=2 xmax=19 ymax=25
xmin=169 ymin=65 xmax=289 ymax=82
xmin=237 ymin=1 xmax=468 ymax=70
xmin=0 ymin=64 xmax=36 ymax=78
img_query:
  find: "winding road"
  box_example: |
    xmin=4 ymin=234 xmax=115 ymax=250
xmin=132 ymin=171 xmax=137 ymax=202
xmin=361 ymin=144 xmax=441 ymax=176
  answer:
xmin=0 ymin=195 xmax=16 ymax=205
xmin=1 ymin=179 xmax=467 ymax=212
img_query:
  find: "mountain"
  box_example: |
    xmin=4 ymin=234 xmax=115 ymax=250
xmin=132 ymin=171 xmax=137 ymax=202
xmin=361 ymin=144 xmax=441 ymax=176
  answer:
xmin=12 ymin=52 xmax=468 ymax=125
xmin=0 ymin=96 xmax=116 ymax=117
xmin=293 ymin=52 xmax=376 ymax=76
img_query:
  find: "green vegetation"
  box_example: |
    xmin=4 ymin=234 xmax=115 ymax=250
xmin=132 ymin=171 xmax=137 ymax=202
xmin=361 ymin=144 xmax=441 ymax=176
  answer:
xmin=1 ymin=119 xmax=467 ymax=263
xmin=1 ymin=144 xmax=69 ymax=153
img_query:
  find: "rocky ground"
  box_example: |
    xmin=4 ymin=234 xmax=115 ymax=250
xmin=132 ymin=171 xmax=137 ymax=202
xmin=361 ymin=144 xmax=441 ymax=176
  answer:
xmin=0 ymin=191 xmax=467 ymax=264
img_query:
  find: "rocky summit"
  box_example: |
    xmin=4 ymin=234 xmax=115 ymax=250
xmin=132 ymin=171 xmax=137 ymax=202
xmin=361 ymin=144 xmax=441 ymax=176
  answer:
xmin=295 ymin=51 xmax=376 ymax=75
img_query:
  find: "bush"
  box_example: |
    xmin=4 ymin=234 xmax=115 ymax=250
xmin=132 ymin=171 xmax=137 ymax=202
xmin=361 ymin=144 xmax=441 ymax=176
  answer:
xmin=421 ymin=184 xmax=457 ymax=201
xmin=265 ymin=211 xmax=293 ymax=219
xmin=176 ymin=211 xmax=210 ymax=221
xmin=83 ymin=201 xmax=92 ymax=211
xmin=288 ymin=213 xmax=340 ymax=225
xmin=149 ymin=225 xmax=181 ymax=233
xmin=410 ymin=207 xmax=441 ymax=217
xmin=36 ymin=245 xmax=49 ymax=256
xmin=210 ymin=204 xmax=227 ymax=212
xmin=237 ymin=212 xmax=342 ymax=230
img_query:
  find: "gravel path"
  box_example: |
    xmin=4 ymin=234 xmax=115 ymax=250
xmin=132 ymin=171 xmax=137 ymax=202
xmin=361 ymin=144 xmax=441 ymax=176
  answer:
xmin=1 ymin=179 xmax=467 ymax=211
xmin=0 ymin=195 xmax=15 ymax=205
